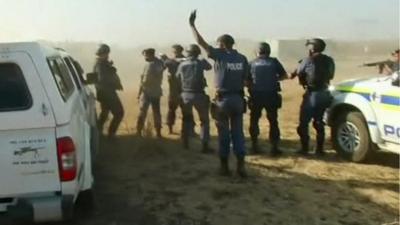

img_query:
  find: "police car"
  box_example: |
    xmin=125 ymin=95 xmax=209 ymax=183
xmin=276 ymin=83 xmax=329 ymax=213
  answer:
xmin=327 ymin=72 xmax=400 ymax=162
xmin=0 ymin=42 xmax=98 ymax=222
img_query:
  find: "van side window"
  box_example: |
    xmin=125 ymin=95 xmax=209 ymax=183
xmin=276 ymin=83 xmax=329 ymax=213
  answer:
xmin=0 ymin=63 xmax=32 ymax=111
xmin=71 ymin=58 xmax=86 ymax=85
xmin=48 ymin=58 xmax=75 ymax=101
xmin=63 ymin=57 xmax=82 ymax=90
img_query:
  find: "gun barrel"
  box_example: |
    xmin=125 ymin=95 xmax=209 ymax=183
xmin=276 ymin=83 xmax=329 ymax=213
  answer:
xmin=362 ymin=60 xmax=391 ymax=67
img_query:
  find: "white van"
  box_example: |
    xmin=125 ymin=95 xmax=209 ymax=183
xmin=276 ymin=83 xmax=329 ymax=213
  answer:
xmin=0 ymin=42 xmax=98 ymax=222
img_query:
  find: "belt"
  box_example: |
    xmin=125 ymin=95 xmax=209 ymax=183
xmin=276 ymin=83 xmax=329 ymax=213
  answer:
xmin=217 ymin=90 xmax=244 ymax=96
xmin=306 ymin=86 xmax=328 ymax=92
xmin=182 ymin=90 xmax=205 ymax=94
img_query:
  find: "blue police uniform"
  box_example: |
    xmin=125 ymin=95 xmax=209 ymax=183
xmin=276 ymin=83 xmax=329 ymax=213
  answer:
xmin=164 ymin=56 xmax=195 ymax=133
xmin=208 ymin=47 xmax=248 ymax=158
xmin=296 ymin=53 xmax=335 ymax=153
xmin=247 ymin=56 xmax=286 ymax=152
xmin=176 ymin=57 xmax=212 ymax=149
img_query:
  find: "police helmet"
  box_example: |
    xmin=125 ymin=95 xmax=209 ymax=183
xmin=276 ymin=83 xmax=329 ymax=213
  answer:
xmin=96 ymin=44 xmax=110 ymax=56
xmin=172 ymin=44 xmax=184 ymax=53
xmin=306 ymin=38 xmax=326 ymax=52
xmin=217 ymin=34 xmax=235 ymax=47
xmin=258 ymin=42 xmax=271 ymax=55
xmin=186 ymin=44 xmax=201 ymax=56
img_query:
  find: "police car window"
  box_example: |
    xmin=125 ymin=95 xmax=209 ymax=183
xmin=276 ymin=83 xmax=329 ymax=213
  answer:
xmin=63 ymin=57 xmax=82 ymax=90
xmin=0 ymin=63 xmax=32 ymax=112
xmin=48 ymin=58 xmax=75 ymax=101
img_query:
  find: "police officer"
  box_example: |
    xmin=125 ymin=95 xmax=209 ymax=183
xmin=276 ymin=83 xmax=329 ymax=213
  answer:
xmin=189 ymin=10 xmax=248 ymax=177
xmin=247 ymin=42 xmax=288 ymax=156
xmin=94 ymin=44 xmax=124 ymax=139
xmin=384 ymin=49 xmax=400 ymax=74
xmin=291 ymin=38 xmax=335 ymax=155
xmin=136 ymin=48 xmax=165 ymax=138
xmin=163 ymin=45 xmax=195 ymax=135
xmin=175 ymin=44 xmax=213 ymax=152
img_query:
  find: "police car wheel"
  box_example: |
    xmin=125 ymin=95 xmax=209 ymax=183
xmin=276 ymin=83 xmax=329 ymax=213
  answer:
xmin=332 ymin=111 xmax=374 ymax=162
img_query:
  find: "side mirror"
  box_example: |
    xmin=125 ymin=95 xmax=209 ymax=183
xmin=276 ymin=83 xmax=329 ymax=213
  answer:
xmin=86 ymin=72 xmax=98 ymax=85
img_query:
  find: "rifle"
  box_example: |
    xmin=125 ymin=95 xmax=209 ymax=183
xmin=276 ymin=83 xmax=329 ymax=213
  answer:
xmin=362 ymin=60 xmax=394 ymax=74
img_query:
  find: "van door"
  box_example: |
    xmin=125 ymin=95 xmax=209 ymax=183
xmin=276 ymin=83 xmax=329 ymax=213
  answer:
xmin=0 ymin=52 xmax=60 ymax=198
xmin=48 ymin=57 xmax=89 ymax=190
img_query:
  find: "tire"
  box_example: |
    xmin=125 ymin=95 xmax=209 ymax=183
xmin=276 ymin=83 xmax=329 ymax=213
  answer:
xmin=62 ymin=196 xmax=75 ymax=222
xmin=331 ymin=111 xmax=374 ymax=162
xmin=90 ymin=126 xmax=100 ymax=159
xmin=77 ymin=189 xmax=95 ymax=211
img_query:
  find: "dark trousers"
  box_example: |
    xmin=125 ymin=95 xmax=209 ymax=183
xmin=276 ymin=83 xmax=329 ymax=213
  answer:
xmin=181 ymin=93 xmax=210 ymax=145
xmin=249 ymin=92 xmax=281 ymax=144
xmin=98 ymin=92 xmax=124 ymax=136
xmin=297 ymin=90 xmax=332 ymax=149
xmin=215 ymin=95 xmax=246 ymax=157
xmin=136 ymin=94 xmax=162 ymax=132
xmin=166 ymin=96 xmax=195 ymax=131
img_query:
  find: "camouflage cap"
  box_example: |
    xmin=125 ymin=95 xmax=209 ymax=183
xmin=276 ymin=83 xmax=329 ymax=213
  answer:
xmin=306 ymin=38 xmax=326 ymax=52
xmin=142 ymin=48 xmax=155 ymax=56
xmin=172 ymin=44 xmax=184 ymax=52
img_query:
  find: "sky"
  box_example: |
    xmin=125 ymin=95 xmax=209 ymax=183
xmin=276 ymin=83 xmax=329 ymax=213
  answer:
xmin=0 ymin=0 xmax=399 ymax=47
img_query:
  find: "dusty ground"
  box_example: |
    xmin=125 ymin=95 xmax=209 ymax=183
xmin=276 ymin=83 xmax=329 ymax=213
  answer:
xmin=83 ymin=135 xmax=399 ymax=225
xmin=34 ymin=134 xmax=398 ymax=225
xmin=2 ymin=56 xmax=399 ymax=225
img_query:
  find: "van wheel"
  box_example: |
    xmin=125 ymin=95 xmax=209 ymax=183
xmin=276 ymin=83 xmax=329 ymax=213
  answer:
xmin=62 ymin=196 xmax=75 ymax=222
xmin=90 ymin=126 xmax=99 ymax=158
xmin=77 ymin=189 xmax=95 ymax=212
xmin=331 ymin=111 xmax=374 ymax=162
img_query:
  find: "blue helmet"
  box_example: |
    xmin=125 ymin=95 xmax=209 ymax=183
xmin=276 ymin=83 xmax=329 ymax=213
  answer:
xmin=96 ymin=44 xmax=110 ymax=55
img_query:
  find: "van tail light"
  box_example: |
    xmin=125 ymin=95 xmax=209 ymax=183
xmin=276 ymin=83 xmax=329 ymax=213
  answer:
xmin=56 ymin=137 xmax=77 ymax=182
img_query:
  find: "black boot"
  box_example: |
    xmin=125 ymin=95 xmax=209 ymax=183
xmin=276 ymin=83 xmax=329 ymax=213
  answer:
xmin=315 ymin=140 xmax=325 ymax=156
xmin=296 ymin=139 xmax=309 ymax=156
xmin=136 ymin=129 xmax=142 ymax=137
xmin=219 ymin=157 xmax=231 ymax=176
xmin=251 ymin=138 xmax=261 ymax=154
xmin=183 ymin=137 xmax=189 ymax=150
xmin=156 ymin=129 xmax=162 ymax=139
xmin=270 ymin=143 xmax=282 ymax=157
xmin=236 ymin=156 xmax=248 ymax=178
xmin=201 ymin=142 xmax=213 ymax=154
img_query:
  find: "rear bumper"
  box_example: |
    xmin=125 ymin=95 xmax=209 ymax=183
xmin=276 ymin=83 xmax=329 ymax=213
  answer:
xmin=1 ymin=194 xmax=73 ymax=223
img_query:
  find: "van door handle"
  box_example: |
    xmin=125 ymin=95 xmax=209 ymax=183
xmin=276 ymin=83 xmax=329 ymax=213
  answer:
xmin=41 ymin=103 xmax=49 ymax=116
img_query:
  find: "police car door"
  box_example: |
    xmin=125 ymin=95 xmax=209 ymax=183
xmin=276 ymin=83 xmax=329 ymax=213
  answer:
xmin=371 ymin=78 xmax=400 ymax=144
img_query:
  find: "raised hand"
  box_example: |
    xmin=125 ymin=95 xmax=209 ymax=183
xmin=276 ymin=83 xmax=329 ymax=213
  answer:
xmin=189 ymin=10 xmax=197 ymax=27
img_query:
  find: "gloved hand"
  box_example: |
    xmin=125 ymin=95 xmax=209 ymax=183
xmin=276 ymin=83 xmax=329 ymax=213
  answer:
xmin=189 ymin=10 xmax=197 ymax=27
